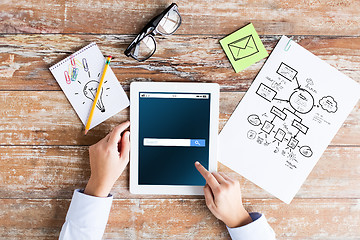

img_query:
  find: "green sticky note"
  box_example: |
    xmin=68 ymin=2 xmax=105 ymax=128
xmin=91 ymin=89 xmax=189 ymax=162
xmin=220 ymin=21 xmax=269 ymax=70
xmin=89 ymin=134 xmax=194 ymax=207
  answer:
xmin=220 ymin=23 xmax=268 ymax=73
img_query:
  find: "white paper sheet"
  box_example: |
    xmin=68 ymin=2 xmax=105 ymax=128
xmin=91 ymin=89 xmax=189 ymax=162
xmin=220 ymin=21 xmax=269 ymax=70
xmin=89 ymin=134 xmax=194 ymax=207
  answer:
xmin=219 ymin=36 xmax=360 ymax=204
xmin=49 ymin=42 xmax=129 ymax=129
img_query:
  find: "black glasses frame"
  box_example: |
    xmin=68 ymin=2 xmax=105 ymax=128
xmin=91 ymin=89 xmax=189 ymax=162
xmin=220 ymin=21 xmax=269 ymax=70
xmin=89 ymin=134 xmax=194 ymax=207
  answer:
xmin=124 ymin=3 xmax=181 ymax=62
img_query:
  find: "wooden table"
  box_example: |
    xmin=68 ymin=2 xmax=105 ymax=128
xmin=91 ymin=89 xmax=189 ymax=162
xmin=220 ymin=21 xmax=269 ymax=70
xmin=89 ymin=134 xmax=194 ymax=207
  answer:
xmin=1 ymin=1 xmax=360 ymax=239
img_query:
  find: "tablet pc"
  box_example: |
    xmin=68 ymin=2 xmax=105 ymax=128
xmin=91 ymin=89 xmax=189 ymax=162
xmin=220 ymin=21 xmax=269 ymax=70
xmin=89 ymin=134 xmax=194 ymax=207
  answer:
xmin=130 ymin=82 xmax=219 ymax=195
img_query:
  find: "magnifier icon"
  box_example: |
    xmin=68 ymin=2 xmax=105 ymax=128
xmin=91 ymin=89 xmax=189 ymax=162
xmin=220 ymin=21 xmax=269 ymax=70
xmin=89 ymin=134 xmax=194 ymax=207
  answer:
xmin=195 ymin=140 xmax=200 ymax=145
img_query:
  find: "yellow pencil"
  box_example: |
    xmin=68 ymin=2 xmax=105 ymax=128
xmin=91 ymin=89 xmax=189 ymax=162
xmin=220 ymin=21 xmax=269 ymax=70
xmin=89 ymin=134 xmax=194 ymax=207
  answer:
xmin=84 ymin=56 xmax=112 ymax=135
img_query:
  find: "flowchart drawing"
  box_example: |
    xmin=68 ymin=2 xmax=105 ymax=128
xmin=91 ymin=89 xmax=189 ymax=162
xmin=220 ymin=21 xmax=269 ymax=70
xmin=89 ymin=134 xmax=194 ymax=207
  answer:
xmin=248 ymin=114 xmax=262 ymax=126
xmin=219 ymin=36 xmax=360 ymax=204
xmin=319 ymin=96 xmax=338 ymax=113
xmin=247 ymin=61 xmax=341 ymax=169
xmin=276 ymin=62 xmax=298 ymax=81
xmin=256 ymin=83 xmax=277 ymax=102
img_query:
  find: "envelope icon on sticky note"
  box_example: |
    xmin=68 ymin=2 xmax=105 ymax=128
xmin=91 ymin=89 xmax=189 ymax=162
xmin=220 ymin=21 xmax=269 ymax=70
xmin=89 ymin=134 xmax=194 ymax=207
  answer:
xmin=228 ymin=35 xmax=259 ymax=61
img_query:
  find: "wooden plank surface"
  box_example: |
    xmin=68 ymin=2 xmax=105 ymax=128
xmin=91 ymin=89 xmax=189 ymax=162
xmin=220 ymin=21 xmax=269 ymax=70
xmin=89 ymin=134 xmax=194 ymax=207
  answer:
xmin=0 ymin=91 xmax=359 ymax=145
xmin=1 ymin=0 xmax=360 ymax=36
xmin=0 ymin=35 xmax=360 ymax=91
xmin=1 ymin=145 xmax=359 ymax=199
xmin=1 ymin=1 xmax=360 ymax=239
xmin=1 ymin=199 xmax=359 ymax=239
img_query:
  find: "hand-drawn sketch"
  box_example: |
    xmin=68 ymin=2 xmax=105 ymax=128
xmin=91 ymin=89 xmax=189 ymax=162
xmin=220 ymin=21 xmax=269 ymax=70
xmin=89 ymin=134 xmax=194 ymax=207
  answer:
xmin=49 ymin=42 xmax=129 ymax=130
xmin=246 ymin=60 xmax=342 ymax=168
xmin=247 ymin=130 xmax=257 ymax=139
xmin=247 ymin=114 xmax=261 ymax=126
xmin=219 ymin=36 xmax=360 ymax=204
xmin=289 ymin=88 xmax=314 ymax=114
xmin=67 ymin=63 xmax=110 ymax=113
xmin=227 ymin=35 xmax=259 ymax=61
xmin=219 ymin=23 xmax=268 ymax=73
xmin=299 ymin=146 xmax=313 ymax=157
xmin=83 ymin=80 xmax=105 ymax=112
xmin=256 ymin=83 xmax=277 ymax=102
xmin=276 ymin=62 xmax=297 ymax=81
xmin=319 ymin=96 xmax=338 ymax=113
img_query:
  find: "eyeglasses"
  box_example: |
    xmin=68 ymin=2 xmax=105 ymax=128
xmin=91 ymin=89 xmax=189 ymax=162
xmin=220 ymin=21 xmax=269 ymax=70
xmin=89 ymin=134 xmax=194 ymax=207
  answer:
xmin=124 ymin=3 xmax=182 ymax=62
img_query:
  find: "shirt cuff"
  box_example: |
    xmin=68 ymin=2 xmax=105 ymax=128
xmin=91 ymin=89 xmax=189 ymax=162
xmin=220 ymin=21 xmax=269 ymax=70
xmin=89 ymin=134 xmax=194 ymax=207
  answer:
xmin=65 ymin=189 xmax=113 ymax=231
xmin=227 ymin=212 xmax=276 ymax=240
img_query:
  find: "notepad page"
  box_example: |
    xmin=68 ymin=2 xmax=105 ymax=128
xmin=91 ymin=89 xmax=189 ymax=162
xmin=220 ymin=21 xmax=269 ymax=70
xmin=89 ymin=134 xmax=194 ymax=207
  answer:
xmin=49 ymin=42 xmax=129 ymax=129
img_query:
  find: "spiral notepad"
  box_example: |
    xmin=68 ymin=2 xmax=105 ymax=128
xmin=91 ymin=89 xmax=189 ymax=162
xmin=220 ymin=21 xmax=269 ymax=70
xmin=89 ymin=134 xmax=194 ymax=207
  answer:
xmin=49 ymin=42 xmax=129 ymax=130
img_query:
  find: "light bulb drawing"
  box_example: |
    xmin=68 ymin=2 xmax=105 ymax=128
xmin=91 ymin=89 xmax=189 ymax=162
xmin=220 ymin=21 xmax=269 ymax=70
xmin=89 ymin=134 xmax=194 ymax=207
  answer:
xmin=83 ymin=80 xmax=106 ymax=112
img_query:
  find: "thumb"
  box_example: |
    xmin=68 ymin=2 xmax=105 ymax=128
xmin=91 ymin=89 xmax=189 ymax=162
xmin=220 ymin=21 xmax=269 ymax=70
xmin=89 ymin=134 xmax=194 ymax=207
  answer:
xmin=119 ymin=131 xmax=130 ymax=162
xmin=204 ymin=184 xmax=216 ymax=210
xmin=108 ymin=121 xmax=130 ymax=145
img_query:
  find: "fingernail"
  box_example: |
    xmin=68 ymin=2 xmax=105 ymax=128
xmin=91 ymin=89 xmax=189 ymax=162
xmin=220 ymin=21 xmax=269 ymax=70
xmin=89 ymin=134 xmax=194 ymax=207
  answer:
xmin=195 ymin=161 xmax=200 ymax=166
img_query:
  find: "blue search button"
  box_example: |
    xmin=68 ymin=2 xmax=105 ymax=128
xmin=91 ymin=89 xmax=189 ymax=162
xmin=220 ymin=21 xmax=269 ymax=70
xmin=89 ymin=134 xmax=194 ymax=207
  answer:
xmin=190 ymin=139 xmax=206 ymax=147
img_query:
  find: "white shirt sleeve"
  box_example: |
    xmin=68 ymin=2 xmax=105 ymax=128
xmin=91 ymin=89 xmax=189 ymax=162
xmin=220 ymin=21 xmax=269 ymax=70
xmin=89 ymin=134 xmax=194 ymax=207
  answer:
xmin=227 ymin=212 xmax=276 ymax=240
xmin=59 ymin=189 xmax=113 ymax=240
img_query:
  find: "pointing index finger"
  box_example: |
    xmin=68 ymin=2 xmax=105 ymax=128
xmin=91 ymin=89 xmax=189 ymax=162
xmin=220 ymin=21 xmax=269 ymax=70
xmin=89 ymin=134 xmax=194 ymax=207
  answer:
xmin=195 ymin=161 xmax=219 ymax=189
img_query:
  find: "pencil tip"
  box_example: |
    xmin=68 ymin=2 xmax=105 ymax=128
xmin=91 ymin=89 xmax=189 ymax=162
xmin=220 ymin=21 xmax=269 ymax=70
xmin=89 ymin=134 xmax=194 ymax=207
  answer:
xmin=84 ymin=129 xmax=88 ymax=135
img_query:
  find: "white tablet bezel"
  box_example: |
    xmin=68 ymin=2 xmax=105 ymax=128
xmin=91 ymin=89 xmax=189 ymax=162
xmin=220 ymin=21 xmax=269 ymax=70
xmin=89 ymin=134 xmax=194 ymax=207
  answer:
xmin=130 ymin=82 xmax=219 ymax=195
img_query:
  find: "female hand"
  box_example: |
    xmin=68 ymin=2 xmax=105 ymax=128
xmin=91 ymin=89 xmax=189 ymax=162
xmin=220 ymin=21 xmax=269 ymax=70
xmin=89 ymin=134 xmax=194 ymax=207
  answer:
xmin=84 ymin=121 xmax=130 ymax=197
xmin=195 ymin=161 xmax=252 ymax=228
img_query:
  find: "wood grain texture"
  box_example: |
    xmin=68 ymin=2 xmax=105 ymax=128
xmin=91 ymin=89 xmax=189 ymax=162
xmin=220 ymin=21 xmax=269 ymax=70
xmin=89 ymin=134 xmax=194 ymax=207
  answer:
xmin=0 ymin=91 xmax=358 ymax=145
xmin=0 ymin=35 xmax=360 ymax=91
xmin=1 ymin=198 xmax=359 ymax=239
xmin=1 ymin=145 xmax=359 ymax=199
xmin=1 ymin=1 xmax=360 ymax=239
xmin=1 ymin=0 xmax=360 ymax=36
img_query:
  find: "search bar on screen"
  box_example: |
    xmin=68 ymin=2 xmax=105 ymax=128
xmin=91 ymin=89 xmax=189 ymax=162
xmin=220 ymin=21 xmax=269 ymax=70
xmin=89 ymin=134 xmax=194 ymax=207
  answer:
xmin=143 ymin=138 xmax=206 ymax=147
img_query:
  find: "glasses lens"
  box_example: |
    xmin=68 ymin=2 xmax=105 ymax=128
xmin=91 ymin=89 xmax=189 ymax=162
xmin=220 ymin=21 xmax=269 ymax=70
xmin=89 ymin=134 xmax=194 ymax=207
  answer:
xmin=130 ymin=35 xmax=156 ymax=61
xmin=157 ymin=8 xmax=181 ymax=35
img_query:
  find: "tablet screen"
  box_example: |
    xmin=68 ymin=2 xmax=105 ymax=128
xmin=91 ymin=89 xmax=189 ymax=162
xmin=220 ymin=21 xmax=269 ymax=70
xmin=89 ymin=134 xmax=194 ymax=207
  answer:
xmin=138 ymin=92 xmax=210 ymax=186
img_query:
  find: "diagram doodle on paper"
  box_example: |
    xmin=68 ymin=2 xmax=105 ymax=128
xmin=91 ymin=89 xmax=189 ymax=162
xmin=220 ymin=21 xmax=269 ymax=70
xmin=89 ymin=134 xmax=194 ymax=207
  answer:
xmin=219 ymin=35 xmax=360 ymax=204
xmin=246 ymin=61 xmax=338 ymax=169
